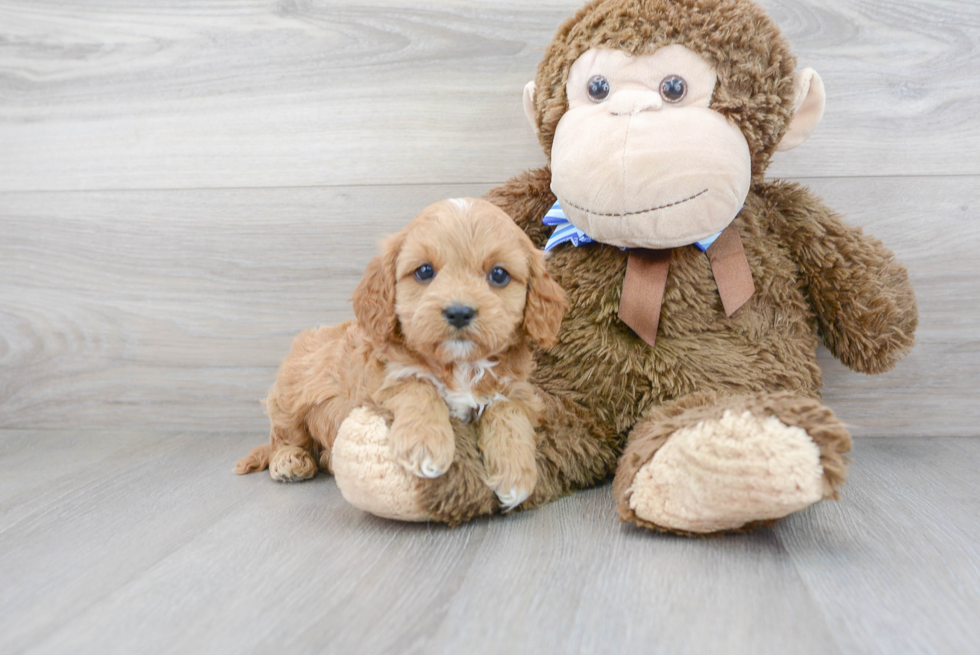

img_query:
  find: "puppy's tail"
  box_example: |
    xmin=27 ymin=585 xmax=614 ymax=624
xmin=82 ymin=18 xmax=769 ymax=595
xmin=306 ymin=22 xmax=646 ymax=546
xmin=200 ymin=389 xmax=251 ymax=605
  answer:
xmin=234 ymin=443 xmax=273 ymax=475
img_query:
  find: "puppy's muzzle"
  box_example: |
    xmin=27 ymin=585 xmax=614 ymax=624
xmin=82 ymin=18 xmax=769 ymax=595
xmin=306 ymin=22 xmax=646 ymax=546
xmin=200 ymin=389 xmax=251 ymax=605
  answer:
xmin=443 ymin=304 xmax=476 ymax=329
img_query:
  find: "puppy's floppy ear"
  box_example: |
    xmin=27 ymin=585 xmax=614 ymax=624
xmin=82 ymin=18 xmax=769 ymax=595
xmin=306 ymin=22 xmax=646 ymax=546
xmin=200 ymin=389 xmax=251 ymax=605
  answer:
xmin=352 ymin=233 xmax=403 ymax=344
xmin=523 ymin=247 xmax=568 ymax=349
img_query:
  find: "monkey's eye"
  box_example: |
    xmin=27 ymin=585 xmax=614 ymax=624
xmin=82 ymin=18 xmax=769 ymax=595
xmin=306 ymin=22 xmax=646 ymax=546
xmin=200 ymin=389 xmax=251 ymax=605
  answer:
xmin=587 ymin=75 xmax=611 ymax=102
xmin=660 ymin=75 xmax=687 ymax=103
xmin=414 ymin=264 xmax=435 ymax=283
xmin=488 ymin=267 xmax=511 ymax=287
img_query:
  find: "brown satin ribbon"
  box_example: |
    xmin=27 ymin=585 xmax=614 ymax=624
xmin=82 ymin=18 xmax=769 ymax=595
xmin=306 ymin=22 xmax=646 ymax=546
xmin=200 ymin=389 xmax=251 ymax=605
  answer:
xmin=618 ymin=248 xmax=670 ymax=347
xmin=617 ymin=225 xmax=755 ymax=348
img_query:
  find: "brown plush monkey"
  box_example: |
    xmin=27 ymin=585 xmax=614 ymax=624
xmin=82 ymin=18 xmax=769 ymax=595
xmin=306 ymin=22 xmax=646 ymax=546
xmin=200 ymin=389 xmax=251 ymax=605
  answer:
xmin=330 ymin=0 xmax=918 ymax=534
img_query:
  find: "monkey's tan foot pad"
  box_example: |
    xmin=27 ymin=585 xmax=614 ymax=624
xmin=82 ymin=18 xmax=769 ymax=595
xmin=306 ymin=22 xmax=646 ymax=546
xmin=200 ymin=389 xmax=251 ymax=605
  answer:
xmin=625 ymin=410 xmax=825 ymax=534
xmin=331 ymin=407 xmax=434 ymax=522
xmin=269 ymin=445 xmax=318 ymax=482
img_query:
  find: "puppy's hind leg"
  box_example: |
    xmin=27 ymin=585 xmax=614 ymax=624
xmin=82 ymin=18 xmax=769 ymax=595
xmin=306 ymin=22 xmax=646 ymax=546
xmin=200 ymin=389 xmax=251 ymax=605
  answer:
xmin=235 ymin=424 xmax=318 ymax=482
xmin=267 ymin=425 xmax=319 ymax=483
xmin=303 ymin=399 xmax=354 ymax=476
xmin=235 ymin=384 xmax=319 ymax=481
xmin=238 ymin=323 xmax=359 ymax=481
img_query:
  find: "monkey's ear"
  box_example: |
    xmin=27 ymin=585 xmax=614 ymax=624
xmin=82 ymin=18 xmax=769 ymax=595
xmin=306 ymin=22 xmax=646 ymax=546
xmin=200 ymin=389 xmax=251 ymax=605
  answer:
xmin=523 ymin=81 xmax=538 ymax=135
xmin=352 ymin=235 xmax=402 ymax=344
xmin=776 ymin=69 xmax=826 ymax=152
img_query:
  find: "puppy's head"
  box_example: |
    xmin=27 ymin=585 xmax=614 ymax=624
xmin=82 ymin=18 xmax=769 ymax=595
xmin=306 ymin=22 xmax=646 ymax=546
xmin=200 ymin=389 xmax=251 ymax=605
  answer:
xmin=352 ymin=198 xmax=567 ymax=363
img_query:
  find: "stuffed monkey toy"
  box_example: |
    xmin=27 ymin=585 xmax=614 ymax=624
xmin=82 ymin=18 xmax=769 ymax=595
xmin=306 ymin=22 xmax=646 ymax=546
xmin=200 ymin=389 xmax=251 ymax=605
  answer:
xmin=329 ymin=0 xmax=918 ymax=534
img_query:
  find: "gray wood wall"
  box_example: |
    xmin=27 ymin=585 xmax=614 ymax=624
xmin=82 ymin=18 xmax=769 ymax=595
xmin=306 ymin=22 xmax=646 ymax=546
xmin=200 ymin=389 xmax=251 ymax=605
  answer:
xmin=2 ymin=0 xmax=978 ymax=437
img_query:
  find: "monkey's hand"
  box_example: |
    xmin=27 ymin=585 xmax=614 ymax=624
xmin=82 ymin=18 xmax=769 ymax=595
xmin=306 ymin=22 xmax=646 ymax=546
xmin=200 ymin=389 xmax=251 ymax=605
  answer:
xmin=770 ymin=181 xmax=918 ymax=374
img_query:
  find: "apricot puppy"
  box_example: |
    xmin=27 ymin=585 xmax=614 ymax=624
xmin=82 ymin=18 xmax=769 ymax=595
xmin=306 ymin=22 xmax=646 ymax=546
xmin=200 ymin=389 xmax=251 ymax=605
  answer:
xmin=235 ymin=198 xmax=568 ymax=511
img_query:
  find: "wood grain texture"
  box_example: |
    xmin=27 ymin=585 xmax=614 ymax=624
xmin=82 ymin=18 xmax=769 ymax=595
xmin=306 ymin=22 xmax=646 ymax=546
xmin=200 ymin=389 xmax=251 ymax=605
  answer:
xmin=1 ymin=0 xmax=978 ymax=192
xmin=2 ymin=176 xmax=976 ymax=435
xmin=1 ymin=431 xmax=977 ymax=655
xmin=778 ymin=437 xmax=980 ymax=655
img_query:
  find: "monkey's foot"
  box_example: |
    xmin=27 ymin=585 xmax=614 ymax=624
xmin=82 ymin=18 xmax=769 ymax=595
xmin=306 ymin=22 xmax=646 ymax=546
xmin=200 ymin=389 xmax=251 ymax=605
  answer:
xmin=619 ymin=408 xmax=828 ymax=534
xmin=332 ymin=407 xmax=501 ymax=524
xmin=331 ymin=407 xmax=432 ymax=521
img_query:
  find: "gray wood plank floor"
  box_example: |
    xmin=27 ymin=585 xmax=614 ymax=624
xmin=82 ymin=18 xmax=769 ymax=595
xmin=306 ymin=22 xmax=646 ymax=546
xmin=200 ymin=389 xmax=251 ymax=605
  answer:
xmin=1 ymin=431 xmax=977 ymax=655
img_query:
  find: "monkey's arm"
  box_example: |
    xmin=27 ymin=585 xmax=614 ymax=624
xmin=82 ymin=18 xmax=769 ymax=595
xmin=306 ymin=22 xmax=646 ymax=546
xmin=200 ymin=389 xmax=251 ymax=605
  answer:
xmin=768 ymin=181 xmax=917 ymax=374
xmin=484 ymin=167 xmax=555 ymax=248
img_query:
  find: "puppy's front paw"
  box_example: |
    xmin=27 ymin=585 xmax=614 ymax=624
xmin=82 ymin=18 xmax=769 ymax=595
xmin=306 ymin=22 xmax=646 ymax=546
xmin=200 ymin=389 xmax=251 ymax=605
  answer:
xmin=486 ymin=453 xmax=538 ymax=513
xmin=495 ymin=485 xmax=532 ymax=513
xmin=390 ymin=422 xmax=455 ymax=479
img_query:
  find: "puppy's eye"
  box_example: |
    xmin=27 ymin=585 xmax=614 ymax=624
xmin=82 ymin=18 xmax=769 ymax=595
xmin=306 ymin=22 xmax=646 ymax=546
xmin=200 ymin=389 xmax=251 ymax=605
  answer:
xmin=587 ymin=75 xmax=611 ymax=102
xmin=488 ymin=267 xmax=510 ymax=287
xmin=660 ymin=75 xmax=687 ymax=103
xmin=414 ymin=264 xmax=435 ymax=283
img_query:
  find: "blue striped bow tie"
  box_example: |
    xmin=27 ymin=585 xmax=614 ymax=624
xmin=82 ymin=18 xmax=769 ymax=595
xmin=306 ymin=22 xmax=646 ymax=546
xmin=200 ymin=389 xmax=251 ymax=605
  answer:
xmin=543 ymin=201 xmax=722 ymax=252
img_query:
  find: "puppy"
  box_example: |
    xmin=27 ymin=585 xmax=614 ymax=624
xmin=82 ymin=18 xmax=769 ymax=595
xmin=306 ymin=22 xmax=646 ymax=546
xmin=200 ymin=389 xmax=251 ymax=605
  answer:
xmin=235 ymin=198 xmax=568 ymax=510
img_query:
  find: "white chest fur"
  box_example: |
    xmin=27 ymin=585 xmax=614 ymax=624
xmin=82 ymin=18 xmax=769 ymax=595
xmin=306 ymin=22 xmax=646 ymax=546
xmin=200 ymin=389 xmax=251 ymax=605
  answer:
xmin=386 ymin=360 xmax=508 ymax=422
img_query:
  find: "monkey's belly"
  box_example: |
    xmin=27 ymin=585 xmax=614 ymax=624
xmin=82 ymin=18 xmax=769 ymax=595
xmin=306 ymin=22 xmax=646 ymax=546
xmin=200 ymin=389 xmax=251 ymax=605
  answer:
xmin=535 ymin=246 xmax=822 ymax=434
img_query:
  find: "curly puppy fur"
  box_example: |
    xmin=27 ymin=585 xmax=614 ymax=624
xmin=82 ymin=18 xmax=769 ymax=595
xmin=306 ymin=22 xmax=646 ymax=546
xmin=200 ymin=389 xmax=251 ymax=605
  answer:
xmin=235 ymin=199 xmax=567 ymax=508
xmin=410 ymin=0 xmax=917 ymax=532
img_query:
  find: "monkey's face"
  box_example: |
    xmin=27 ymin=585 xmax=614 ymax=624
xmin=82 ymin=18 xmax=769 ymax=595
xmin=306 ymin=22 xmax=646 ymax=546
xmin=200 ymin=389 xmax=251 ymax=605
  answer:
xmin=548 ymin=45 xmax=752 ymax=249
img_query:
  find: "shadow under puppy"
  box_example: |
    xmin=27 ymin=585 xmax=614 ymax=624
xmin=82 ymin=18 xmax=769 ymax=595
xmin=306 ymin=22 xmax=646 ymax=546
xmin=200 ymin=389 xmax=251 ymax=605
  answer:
xmin=235 ymin=198 xmax=568 ymax=510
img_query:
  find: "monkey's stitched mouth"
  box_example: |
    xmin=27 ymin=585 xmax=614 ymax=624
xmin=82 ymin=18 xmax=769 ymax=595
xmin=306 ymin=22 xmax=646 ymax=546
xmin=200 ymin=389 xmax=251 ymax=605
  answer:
xmin=563 ymin=188 xmax=709 ymax=218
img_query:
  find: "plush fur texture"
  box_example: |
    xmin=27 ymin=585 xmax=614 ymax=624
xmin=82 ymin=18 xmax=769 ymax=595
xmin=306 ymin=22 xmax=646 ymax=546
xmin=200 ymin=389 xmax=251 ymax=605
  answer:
xmin=405 ymin=0 xmax=917 ymax=533
xmin=235 ymin=198 xmax=568 ymax=504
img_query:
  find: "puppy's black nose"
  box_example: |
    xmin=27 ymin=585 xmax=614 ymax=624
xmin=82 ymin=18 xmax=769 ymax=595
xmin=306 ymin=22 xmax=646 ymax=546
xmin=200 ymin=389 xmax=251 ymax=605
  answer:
xmin=443 ymin=304 xmax=476 ymax=329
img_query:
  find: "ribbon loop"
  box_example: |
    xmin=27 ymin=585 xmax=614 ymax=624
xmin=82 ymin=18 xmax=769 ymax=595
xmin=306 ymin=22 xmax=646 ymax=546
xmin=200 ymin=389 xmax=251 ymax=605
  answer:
xmin=543 ymin=202 xmax=594 ymax=251
xmin=706 ymin=226 xmax=755 ymax=317
xmin=618 ymin=249 xmax=670 ymax=348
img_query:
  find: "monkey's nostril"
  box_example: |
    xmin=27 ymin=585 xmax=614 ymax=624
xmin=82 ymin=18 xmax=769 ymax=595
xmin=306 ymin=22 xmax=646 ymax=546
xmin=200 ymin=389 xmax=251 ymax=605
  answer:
xmin=443 ymin=304 xmax=476 ymax=329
